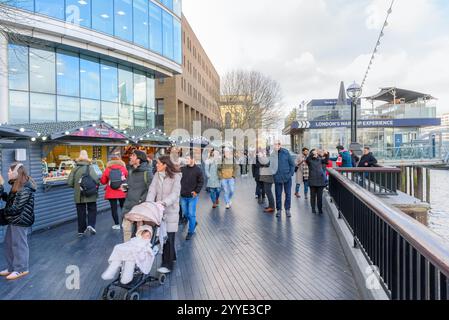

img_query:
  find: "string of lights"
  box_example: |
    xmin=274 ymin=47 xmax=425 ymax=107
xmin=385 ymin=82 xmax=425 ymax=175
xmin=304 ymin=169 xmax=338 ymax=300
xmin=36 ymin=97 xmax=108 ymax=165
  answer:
xmin=360 ymin=0 xmax=396 ymax=90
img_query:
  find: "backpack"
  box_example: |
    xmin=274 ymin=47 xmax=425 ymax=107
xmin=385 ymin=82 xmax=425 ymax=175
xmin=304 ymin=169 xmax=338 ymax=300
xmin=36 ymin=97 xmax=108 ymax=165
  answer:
xmin=78 ymin=165 xmax=98 ymax=197
xmin=109 ymin=168 xmax=123 ymax=190
xmin=336 ymin=155 xmax=343 ymax=167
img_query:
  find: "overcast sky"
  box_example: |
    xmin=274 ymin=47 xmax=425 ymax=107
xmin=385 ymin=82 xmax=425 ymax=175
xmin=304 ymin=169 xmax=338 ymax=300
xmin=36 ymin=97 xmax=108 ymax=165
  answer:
xmin=183 ymin=0 xmax=449 ymax=118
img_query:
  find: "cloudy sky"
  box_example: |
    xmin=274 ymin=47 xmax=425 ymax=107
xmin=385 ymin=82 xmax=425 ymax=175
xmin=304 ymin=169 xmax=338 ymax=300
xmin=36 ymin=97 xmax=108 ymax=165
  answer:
xmin=183 ymin=0 xmax=449 ymax=118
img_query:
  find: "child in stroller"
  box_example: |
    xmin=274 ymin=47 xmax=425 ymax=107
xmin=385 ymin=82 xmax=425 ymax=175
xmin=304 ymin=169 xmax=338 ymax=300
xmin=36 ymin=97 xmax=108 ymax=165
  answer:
xmin=101 ymin=201 xmax=167 ymax=300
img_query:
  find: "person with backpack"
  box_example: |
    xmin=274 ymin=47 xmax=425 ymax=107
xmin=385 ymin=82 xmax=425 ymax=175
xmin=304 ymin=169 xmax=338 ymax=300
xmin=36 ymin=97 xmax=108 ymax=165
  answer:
xmin=68 ymin=150 xmax=100 ymax=237
xmin=100 ymin=156 xmax=128 ymax=230
xmin=0 ymin=164 xmax=36 ymax=280
xmin=331 ymin=145 xmax=353 ymax=168
xmin=121 ymin=150 xmax=153 ymax=242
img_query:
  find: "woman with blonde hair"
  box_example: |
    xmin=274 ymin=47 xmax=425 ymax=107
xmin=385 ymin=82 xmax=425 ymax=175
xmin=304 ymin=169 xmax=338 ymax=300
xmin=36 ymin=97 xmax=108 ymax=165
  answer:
xmin=0 ymin=163 xmax=36 ymax=280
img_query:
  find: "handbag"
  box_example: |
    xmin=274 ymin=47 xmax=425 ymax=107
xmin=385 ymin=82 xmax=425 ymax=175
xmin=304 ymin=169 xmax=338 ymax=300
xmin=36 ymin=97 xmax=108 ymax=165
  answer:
xmin=0 ymin=208 xmax=8 ymax=226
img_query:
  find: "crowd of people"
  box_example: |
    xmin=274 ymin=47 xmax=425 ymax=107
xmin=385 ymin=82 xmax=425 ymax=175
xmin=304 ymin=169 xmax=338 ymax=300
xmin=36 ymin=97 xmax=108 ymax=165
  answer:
xmin=0 ymin=142 xmax=377 ymax=281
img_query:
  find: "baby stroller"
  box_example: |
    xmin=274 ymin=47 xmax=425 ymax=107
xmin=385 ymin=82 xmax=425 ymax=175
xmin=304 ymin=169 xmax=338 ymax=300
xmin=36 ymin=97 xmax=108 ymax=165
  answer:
xmin=101 ymin=202 xmax=168 ymax=301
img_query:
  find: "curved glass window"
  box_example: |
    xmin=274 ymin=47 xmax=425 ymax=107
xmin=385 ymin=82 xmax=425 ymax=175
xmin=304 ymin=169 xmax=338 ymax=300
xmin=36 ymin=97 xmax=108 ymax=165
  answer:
xmin=173 ymin=0 xmax=182 ymax=17
xmin=35 ymin=0 xmax=64 ymax=20
xmin=57 ymin=50 xmax=80 ymax=97
xmin=80 ymin=55 xmax=100 ymax=100
xmin=101 ymin=60 xmax=118 ymax=102
xmin=57 ymin=96 xmax=80 ymax=121
xmin=9 ymin=91 xmax=30 ymax=124
xmin=118 ymin=66 xmax=133 ymax=105
xmin=119 ymin=104 xmax=133 ymax=129
xmin=133 ymin=0 xmax=149 ymax=48
xmin=101 ymin=101 xmax=119 ymax=127
xmin=173 ymin=18 xmax=182 ymax=64
xmin=134 ymin=70 xmax=147 ymax=107
xmin=149 ymin=2 xmax=163 ymax=55
xmin=161 ymin=0 xmax=173 ymax=11
xmin=81 ymin=99 xmax=101 ymax=121
xmin=147 ymin=77 xmax=155 ymax=128
xmin=92 ymin=0 xmax=114 ymax=35
xmin=8 ymin=44 xmax=29 ymax=91
xmin=162 ymin=10 xmax=174 ymax=61
xmin=66 ymin=0 xmax=91 ymax=28
xmin=30 ymin=93 xmax=56 ymax=123
xmin=30 ymin=47 xmax=56 ymax=94
xmin=114 ymin=0 xmax=133 ymax=42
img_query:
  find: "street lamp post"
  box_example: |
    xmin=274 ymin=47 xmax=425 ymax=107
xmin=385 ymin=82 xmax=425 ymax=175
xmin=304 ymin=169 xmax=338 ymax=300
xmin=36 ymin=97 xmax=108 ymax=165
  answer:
xmin=346 ymin=82 xmax=362 ymax=144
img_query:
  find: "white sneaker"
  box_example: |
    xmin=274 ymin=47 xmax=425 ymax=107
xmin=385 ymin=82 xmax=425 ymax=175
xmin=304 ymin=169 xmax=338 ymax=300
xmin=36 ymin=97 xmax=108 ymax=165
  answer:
xmin=6 ymin=271 xmax=29 ymax=280
xmin=157 ymin=267 xmax=171 ymax=274
xmin=112 ymin=225 xmax=121 ymax=230
xmin=226 ymin=204 xmax=231 ymax=209
xmin=0 ymin=269 xmax=11 ymax=277
xmin=87 ymin=226 xmax=96 ymax=235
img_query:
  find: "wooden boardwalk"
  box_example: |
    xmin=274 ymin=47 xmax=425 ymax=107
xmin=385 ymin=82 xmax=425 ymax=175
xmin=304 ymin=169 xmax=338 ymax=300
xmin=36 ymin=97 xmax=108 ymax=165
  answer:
xmin=0 ymin=178 xmax=360 ymax=300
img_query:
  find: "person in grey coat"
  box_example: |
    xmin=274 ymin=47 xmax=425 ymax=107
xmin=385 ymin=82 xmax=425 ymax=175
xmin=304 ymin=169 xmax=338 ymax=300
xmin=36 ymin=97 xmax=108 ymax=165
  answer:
xmin=146 ymin=155 xmax=182 ymax=274
xmin=205 ymin=150 xmax=221 ymax=208
xmin=306 ymin=149 xmax=328 ymax=215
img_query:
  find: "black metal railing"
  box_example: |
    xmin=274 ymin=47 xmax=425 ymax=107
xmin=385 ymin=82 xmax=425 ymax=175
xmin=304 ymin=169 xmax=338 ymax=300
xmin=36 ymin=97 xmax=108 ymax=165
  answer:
xmin=335 ymin=167 xmax=401 ymax=195
xmin=328 ymin=168 xmax=449 ymax=300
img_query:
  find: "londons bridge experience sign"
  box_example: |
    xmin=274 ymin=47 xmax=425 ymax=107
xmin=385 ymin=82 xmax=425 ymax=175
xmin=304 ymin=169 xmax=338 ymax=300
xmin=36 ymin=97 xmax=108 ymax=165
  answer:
xmin=292 ymin=118 xmax=441 ymax=130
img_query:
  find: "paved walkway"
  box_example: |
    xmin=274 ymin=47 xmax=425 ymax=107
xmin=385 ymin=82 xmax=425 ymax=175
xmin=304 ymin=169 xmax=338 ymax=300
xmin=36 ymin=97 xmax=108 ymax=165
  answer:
xmin=0 ymin=178 xmax=360 ymax=300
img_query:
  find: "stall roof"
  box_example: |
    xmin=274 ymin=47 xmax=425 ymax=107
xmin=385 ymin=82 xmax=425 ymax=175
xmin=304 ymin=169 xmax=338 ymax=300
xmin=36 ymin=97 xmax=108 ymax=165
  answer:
xmin=124 ymin=128 xmax=171 ymax=144
xmin=0 ymin=124 xmax=37 ymax=138
xmin=365 ymin=87 xmax=436 ymax=103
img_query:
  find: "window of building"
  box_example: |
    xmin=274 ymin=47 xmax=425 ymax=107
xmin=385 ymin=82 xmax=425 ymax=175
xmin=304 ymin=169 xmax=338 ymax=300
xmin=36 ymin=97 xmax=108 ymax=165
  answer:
xmin=57 ymin=49 xmax=80 ymax=97
xmin=35 ymin=0 xmax=64 ymax=20
xmin=101 ymin=101 xmax=119 ymax=127
xmin=30 ymin=47 xmax=56 ymax=94
xmin=81 ymin=99 xmax=101 ymax=120
xmin=30 ymin=93 xmax=56 ymax=122
xmin=66 ymin=0 xmax=91 ymax=28
xmin=149 ymin=2 xmax=163 ymax=54
xmin=134 ymin=106 xmax=146 ymax=128
xmin=57 ymin=96 xmax=80 ymax=121
xmin=173 ymin=0 xmax=182 ymax=16
xmin=80 ymin=55 xmax=100 ymax=100
xmin=114 ymin=0 xmax=133 ymax=42
xmin=173 ymin=18 xmax=182 ymax=64
xmin=162 ymin=10 xmax=174 ymax=60
xmin=101 ymin=60 xmax=118 ymax=102
xmin=8 ymin=44 xmax=29 ymax=91
xmin=147 ymin=76 xmax=156 ymax=128
xmin=9 ymin=91 xmax=29 ymax=124
xmin=161 ymin=0 xmax=173 ymax=11
xmin=133 ymin=0 xmax=149 ymax=48
xmin=92 ymin=0 xmax=114 ymax=35
xmin=155 ymin=99 xmax=164 ymax=129
xmin=118 ymin=65 xmax=134 ymax=105
xmin=119 ymin=104 xmax=133 ymax=129
xmin=134 ymin=70 xmax=147 ymax=107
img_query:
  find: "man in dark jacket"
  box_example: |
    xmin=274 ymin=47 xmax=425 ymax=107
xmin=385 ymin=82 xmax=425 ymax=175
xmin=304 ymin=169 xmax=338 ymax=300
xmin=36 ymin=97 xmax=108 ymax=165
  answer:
xmin=122 ymin=150 xmax=153 ymax=241
xmin=273 ymin=141 xmax=296 ymax=218
xmin=180 ymin=154 xmax=204 ymax=240
xmin=306 ymin=150 xmax=328 ymax=215
xmin=358 ymin=147 xmax=378 ymax=167
xmin=252 ymin=155 xmax=266 ymax=204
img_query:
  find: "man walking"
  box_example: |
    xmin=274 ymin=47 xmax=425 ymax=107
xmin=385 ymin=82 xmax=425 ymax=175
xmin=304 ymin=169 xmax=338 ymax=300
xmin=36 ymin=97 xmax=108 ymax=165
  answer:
xmin=122 ymin=150 xmax=153 ymax=242
xmin=273 ymin=141 xmax=296 ymax=218
xmin=180 ymin=154 xmax=204 ymax=240
xmin=358 ymin=147 xmax=378 ymax=168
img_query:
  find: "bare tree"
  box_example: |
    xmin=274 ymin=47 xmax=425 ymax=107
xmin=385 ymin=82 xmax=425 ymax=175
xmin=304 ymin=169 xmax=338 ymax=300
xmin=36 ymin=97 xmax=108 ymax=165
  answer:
xmin=220 ymin=70 xmax=283 ymax=130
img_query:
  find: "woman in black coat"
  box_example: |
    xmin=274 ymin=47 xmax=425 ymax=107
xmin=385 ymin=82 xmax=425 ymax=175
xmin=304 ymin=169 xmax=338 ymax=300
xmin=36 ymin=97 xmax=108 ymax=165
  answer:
xmin=0 ymin=163 xmax=36 ymax=281
xmin=306 ymin=150 xmax=328 ymax=214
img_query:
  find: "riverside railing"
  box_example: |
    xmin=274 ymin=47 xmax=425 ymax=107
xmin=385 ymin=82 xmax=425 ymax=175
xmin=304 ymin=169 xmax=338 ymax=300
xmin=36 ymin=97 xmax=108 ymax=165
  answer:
xmin=328 ymin=168 xmax=449 ymax=300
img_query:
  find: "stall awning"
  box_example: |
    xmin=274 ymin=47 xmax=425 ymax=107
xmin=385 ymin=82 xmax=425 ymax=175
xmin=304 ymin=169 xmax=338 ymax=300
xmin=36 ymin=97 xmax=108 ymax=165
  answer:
xmin=365 ymin=87 xmax=436 ymax=103
xmin=124 ymin=128 xmax=171 ymax=145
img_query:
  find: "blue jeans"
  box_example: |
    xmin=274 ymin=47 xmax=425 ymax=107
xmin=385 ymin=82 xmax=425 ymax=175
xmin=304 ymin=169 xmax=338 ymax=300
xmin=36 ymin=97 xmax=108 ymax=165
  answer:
xmin=275 ymin=178 xmax=293 ymax=211
xmin=180 ymin=196 xmax=199 ymax=234
xmin=295 ymin=180 xmax=309 ymax=195
xmin=208 ymin=187 xmax=221 ymax=204
xmin=221 ymin=178 xmax=235 ymax=205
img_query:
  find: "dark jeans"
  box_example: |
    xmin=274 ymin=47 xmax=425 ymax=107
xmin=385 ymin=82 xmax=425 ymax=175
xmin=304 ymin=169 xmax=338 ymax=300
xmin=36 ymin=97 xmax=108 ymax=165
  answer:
xmin=76 ymin=202 xmax=97 ymax=233
xmin=275 ymin=178 xmax=292 ymax=211
xmin=256 ymin=180 xmax=265 ymax=199
xmin=263 ymin=182 xmax=275 ymax=209
xmin=109 ymin=198 xmax=125 ymax=225
xmin=161 ymin=232 xmax=176 ymax=271
xmin=310 ymin=186 xmax=325 ymax=213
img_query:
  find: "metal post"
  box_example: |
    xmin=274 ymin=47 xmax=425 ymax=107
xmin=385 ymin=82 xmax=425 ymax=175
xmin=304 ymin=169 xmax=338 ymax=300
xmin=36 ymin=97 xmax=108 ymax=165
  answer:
xmin=426 ymin=168 xmax=431 ymax=204
xmin=354 ymin=98 xmax=358 ymax=143
xmin=350 ymin=99 xmax=355 ymax=143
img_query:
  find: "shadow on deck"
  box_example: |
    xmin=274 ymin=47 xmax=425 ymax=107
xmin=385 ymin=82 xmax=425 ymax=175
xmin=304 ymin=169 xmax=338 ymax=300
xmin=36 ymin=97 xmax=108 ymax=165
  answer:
xmin=0 ymin=178 xmax=361 ymax=300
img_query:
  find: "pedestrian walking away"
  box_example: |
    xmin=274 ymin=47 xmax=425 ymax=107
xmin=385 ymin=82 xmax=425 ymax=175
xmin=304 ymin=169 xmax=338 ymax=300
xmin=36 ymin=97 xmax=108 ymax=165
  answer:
xmin=100 ymin=156 xmax=128 ymax=230
xmin=146 ymin=155 xmax=182 ymax=274
xmin=180 ymin=153 xmax=204 ymax=240
xmin=205 ymin=150 xmax=221 ymax=208
xmin=218 ymin=148 xmax=238 ymax=209
xmin=67 ymin=150 xmax=100 ymax=237
xmin=121 ymin=150 xmax=153 ymax=242
xmin=273 ymin=141 xmax=296 ymax=218
xmin=0 ymin=163 xmax=36 ymax=281
xmin=306 ymin=149 xmax=328 ymax=215
xmin=258 ymin=148 xmax=275 ymax=213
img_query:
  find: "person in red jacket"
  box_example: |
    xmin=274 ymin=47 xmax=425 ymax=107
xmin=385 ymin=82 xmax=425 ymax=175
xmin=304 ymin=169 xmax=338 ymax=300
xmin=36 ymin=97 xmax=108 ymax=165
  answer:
xmin=100 ymin=156 xmax=128 ymax=230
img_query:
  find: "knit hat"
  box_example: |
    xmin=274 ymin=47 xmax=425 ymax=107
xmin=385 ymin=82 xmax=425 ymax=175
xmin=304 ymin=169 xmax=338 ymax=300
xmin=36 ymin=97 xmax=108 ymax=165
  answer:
xmin=133 ymin=150 xmax=148 ymax=164
xmin=136 ymin=225 xmax=153 ymax=239
xmin=78 ymin=150 xmax=90 ymax=162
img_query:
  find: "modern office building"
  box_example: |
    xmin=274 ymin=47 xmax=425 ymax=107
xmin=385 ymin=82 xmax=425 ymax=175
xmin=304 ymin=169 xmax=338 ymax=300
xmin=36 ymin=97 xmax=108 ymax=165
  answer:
xmin=155 ymin=14 xmax=221 ymax=136
xmin=0 ymin=0 xmax=183 ymax=130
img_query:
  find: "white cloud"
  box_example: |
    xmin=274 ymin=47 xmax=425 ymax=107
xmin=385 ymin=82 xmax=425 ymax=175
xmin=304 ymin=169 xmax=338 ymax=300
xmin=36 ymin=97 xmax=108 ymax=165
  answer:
xmin=183 ymin=0 xmax=449 ymax=118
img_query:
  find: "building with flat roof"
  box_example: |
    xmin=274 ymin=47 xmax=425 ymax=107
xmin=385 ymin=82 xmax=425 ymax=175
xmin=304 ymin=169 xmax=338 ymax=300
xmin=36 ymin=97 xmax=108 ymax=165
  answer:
xmin=155 ymin=14 xmax=221 ymax=135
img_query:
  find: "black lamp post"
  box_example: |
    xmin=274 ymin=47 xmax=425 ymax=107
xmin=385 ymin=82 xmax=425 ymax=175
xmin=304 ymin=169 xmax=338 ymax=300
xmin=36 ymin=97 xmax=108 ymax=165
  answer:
xmin=346 ymin=82 xmax=362 ymax=144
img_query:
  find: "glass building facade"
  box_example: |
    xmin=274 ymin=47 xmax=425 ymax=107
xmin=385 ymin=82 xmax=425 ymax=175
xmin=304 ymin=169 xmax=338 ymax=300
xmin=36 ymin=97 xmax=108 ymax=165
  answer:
xmin=8 ymin=43 xmax=156 ymax=129
xmin=5 ymin=0 xmax=182 ymax=64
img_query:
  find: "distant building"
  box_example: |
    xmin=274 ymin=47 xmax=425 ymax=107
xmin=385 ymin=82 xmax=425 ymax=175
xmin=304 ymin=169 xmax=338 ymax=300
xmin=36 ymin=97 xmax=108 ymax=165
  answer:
xmin=219 ymin=95 xmax=262 ymax=130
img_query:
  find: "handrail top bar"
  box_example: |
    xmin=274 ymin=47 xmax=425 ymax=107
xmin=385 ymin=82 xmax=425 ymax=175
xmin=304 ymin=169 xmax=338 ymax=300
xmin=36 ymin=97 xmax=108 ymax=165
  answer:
xmin=328 ymin=168 xmax=449 ymax=276
xmin=334 ymin=167 xmax=401 ymax=173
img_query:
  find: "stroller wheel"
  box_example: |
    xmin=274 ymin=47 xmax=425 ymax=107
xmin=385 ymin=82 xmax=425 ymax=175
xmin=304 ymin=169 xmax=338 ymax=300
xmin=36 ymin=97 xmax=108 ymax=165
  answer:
xmin=125 ymin=291 xmax=140 ymax=300
xmin=158 ymin=273 xmax=167 ymax=285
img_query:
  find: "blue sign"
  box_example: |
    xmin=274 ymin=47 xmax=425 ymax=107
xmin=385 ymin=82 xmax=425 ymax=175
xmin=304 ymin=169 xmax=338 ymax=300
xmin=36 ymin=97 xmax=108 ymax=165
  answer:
xmin=307 ymin=118 xmax=441 ymax=129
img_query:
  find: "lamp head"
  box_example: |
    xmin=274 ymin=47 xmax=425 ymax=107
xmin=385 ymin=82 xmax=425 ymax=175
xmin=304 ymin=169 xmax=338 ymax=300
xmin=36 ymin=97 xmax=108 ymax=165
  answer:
xmin=347 ymin=82 xmax=362 ymax=100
